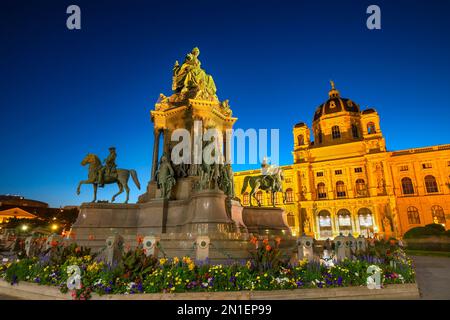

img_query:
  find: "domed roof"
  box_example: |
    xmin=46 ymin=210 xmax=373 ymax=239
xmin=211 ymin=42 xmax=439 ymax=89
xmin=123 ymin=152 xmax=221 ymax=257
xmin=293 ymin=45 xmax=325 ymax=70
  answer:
xmin=294 ymin=122 xmax=306 ymax=128
xmin=313 ymin=81 xmax=360 ymax=121
xmin=362 ymin=108 xmax=377 ymax=114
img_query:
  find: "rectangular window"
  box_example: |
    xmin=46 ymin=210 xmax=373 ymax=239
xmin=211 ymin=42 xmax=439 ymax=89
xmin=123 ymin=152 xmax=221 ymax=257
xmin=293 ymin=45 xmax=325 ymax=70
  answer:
xmin=354 ymin=167 xmax=363 ymax=173
xmin=422 ymin=163 xmax=432 ymax=169
xmin=399 ymin=165 xmax=409 ymax=172
xmin=335 ymin=170 xmax=342 ymax=175
xmin=285 ymin=177 xmax=292 ymax=183
xmin=447 ymin=161 xmax=450 ymax=167
xmin=316 ymin=172 xmax=324 ymax=177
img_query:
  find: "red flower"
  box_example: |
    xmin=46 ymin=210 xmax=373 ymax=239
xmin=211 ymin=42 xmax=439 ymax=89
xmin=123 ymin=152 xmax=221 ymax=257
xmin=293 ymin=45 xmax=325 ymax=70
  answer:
xmin=75 ymin=246 xmax=81 ymax=253
xmin=51 ymin=241 xmax=58 ymax=247
xmin=88 ymin=235 xmax=95 ymax=241
xmin=265 ymin=245 xmax=271 ymax=251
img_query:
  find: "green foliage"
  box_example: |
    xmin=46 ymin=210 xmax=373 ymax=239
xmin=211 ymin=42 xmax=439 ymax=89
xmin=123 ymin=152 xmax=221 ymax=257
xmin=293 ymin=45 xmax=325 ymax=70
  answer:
xmin=403 ymin=225 xmax=445 ymax=239
xmin=248 ymin=236 xmax=284 ymax=272
xmin=120 ymin=248 xmax=158 ymax=282
xmin=47 ymin=243 xmax=93 ymax=266
xmin=425 ymin=223 xmax=446 ymax=233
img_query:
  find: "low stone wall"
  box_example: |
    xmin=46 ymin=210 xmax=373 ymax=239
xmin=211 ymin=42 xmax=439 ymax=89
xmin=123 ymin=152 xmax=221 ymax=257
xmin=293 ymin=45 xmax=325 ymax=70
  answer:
xmin=0 ymin=280 xmax=420 ymax=300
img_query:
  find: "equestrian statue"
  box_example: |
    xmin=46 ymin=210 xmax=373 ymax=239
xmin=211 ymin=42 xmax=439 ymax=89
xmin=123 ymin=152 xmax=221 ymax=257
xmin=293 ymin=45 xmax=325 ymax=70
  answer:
xmin=240 ymin=164 xmax=285 ymax=207
xmin=77 ymin=147 xmax=141 ymax=203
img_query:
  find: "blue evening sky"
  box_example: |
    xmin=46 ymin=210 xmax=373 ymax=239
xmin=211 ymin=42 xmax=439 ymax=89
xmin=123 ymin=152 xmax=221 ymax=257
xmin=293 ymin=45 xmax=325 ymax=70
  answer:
xmin=1 ymin=0 xmax=450 ymax=206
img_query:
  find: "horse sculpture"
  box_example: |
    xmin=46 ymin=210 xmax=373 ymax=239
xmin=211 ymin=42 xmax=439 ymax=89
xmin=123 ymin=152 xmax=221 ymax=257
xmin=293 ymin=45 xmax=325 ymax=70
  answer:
xmin=77 ymin=154 xmax=141 ymax=203
xmin=240 ymin=167 xmax=285 ymax=207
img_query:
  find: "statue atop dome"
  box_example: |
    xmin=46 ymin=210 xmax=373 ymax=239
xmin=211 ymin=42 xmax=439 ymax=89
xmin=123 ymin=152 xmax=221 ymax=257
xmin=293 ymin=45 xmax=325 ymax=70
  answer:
xmin=171 ymin=47 xmax=218 ymax=102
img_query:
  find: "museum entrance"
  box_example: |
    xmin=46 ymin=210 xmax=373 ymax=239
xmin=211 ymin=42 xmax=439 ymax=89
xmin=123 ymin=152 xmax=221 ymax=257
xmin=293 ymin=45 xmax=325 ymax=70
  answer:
xmin=358 ymin=208 xmax=373 ymax=237
xmin=318 ymin=210 xmax=332 ymax=239
xmin=337 ymin=209 xmax=353 ymax=236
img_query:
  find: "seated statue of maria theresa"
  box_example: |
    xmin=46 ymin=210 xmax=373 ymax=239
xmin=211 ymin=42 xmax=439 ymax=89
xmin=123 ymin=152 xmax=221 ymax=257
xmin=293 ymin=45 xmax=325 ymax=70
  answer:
xmin=172 ymin=47 xmax=218 ymax=101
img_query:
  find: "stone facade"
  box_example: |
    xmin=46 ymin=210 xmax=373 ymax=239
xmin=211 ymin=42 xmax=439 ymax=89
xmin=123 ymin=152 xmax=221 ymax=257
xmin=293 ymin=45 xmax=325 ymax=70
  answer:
xmin=234 ymin=83 xmax=450 ymax=239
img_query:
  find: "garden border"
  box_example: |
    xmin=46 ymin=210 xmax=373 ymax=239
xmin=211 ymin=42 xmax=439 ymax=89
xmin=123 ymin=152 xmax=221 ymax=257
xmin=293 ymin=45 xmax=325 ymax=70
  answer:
xmin=0 ymin=280 xmax=420 ymax=300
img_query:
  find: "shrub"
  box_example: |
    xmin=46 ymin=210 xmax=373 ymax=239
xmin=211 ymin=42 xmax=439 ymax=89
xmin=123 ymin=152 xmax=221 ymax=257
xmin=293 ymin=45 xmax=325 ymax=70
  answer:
xmin=403 ymin=225 xmax=444 ymax=239
xmin=425 ymin=223 xmax=446 ymax=233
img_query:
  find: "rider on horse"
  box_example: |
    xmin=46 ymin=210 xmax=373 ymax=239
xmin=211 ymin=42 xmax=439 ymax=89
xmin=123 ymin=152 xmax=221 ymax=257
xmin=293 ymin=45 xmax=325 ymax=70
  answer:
xmin=97 ymin=147 xmax=117 ymax=187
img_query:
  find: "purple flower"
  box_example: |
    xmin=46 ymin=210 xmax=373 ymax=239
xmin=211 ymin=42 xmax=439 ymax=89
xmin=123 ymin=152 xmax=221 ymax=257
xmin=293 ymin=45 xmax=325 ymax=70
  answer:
xmin=296 ymin=281 xmax=304 ymax=287
xmin=337 ymin=276 xmax=343 ymax=286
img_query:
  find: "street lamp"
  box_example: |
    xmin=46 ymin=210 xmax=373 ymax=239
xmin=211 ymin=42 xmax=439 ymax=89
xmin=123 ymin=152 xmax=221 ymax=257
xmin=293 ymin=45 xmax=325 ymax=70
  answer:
xmin=51 ymin=224 xmax=58 ymax=232
xmin=21 ymin=224 xmax=29 ymax=231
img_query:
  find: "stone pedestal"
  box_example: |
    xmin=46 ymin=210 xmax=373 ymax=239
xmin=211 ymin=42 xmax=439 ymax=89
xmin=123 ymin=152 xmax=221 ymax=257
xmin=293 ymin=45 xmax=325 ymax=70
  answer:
xmin=356 ymin=235 xmax=367 ymax=253
xmin=242 ymin=207 xmax=291 ymax=236
xmin=334 ymin=233 xmax=347 ymax=261
xmin=346 ymin=233 xmax=357 ymax=256
xmin=138 ymin=181 xmax=158 ymax=203
xmin=297 ymin=234 xmax=314 ymax=261
xmin=230 ymin=200 xmax=247 ymax=234
xmin=143 ymin=235 xmax=160 ymax=257
xmin=172 ymin=177 xmax=197 ymax=200
xmin=183 ymin=190 xmax=236 ymax=234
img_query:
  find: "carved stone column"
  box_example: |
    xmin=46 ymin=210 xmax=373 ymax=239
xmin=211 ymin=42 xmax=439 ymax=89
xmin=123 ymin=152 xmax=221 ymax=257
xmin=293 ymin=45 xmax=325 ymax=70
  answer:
xmin=151 ymin=129 xmax=162 ymax=181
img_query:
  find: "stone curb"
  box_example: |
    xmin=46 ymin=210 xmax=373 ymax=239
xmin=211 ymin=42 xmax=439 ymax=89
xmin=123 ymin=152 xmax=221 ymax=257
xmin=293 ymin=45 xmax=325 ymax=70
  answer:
xmin=0 ymin=280 xmax=420 ymax=300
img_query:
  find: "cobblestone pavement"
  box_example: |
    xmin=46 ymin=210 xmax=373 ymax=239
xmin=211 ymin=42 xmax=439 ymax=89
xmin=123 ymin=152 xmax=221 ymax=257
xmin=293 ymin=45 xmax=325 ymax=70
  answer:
xmin=411 ymin=255 xmax=450 ymax=300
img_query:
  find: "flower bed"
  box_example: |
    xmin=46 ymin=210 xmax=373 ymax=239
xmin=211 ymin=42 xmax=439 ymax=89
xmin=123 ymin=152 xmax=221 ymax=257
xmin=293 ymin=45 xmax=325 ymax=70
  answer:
xmin=0 ymin=239 xmax=415 ymax=300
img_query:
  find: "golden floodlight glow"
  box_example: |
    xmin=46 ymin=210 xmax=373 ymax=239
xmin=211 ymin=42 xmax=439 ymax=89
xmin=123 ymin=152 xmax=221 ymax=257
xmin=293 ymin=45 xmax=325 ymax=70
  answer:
xmin=21 ymin=225 xmax=29 ymax=231
xmin=51 ymin=224 xmax=58 ymax=231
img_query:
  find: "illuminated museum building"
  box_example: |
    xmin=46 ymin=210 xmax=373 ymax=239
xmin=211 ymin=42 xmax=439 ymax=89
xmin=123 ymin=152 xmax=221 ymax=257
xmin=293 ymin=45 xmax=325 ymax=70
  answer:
xmin=234 ymin=83 xmax=450 ymax=239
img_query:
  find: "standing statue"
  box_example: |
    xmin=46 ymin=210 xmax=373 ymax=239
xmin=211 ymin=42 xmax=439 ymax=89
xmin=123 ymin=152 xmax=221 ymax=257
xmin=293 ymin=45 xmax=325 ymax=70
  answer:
xmin=240 ymin=167 xmax=285 ymax=207
xmin=303 ymin=216 xmax=311 ymax=234
xmin=97 ymin=147 xmax=118 ymax=187
xmin=382 ymin=216 xmax=392 ymax=233
xmin=77 ymin=149 xmax=141 ymax=203
xmin=220 ymin=160 xmax=235 ymax=197
xmin=155 ymin=155 xmax=176 ymax=199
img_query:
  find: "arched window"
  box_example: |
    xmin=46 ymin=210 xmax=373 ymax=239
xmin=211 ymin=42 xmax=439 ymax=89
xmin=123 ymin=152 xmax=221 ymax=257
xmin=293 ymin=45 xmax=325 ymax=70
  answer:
xmin=243 ymin=193 xmax=249 ymax=206
xmin=318 ymin=210 xmax=332 ymax=238
xmin=297 ymin=135 xmax=304 ymax=146
xmin=431 ymin=205 xmax=446 ymax=224
xmin=287 ymin=213 xmax=295 ymax=227
xmin=256 ymin=191 xmax=264 ymax=206
xmin=425 ymin=175 xmax=439 ymax=193
xmin=358 ymin=208 xmax=373 ymax=237
xmin=352 ymin=124 xmax=359 ymax=138
xmin=317 ymin=182 xmax=327 ymax=199
xmin=332 ymin=126 xmax=341 ymax=139
xmin=285 ymin=188 xmax=294 ymax=203
xmin=337 ymin=209 xmax=352 ymax=235
xmin=336 ymin=181 xmax=346 ymax=198
xmin=367 ymin=122 xmax=376 ymax=134
xmin=401 ymin=177 xmax=414 ymax=195
xmin=407 ymin=207 xmax=421 ymax=224
xmin=356 ymin=179 xmax=367 ymax=196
